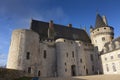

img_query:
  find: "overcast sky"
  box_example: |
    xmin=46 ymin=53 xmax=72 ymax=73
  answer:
xmin=0 ymin=0 xmax=120 ymax=66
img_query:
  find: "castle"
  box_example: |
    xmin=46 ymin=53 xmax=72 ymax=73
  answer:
xmin=6 ymin=13 xmax=120 ymax=77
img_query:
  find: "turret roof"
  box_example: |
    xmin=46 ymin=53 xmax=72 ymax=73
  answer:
xmin=95 ymin=14 xmax=107 ymax=28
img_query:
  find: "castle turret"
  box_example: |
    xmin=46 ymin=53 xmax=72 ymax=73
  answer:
xmin=90 ymin=14 xmax=114 ymax=52
xmin=7 ymin=29 xmax=39 ymax=76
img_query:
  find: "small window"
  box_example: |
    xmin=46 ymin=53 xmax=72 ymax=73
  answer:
xmin=104 ymin=28 xmax=106 ymax=29
xmin=26 ymin=52 xmax=30 ymax=60
xmin=90 ymin=54 xmax=93 ymax=61
xmin=84 ymin=65 xmax=85 ymax=69
xmin=72 ymin=51 xmax=74 ymax=58
xmin=80 ymin=59 xmax=82 ymax=63
xmin=65 ymin=62 xmax=66 ymax=66
xmin=112 ymin=63 xmax=116 ymax=72
xmin=111 ymin=56 xmax=113 ymax=59
xmin=38 ymin=71 xmax=40 ymax=76
xmin=28 ymin=67 xmax=31 ymax=73
xmin=105 ymin=57 xmax=107 ymax=61
xmin=66 ymin=53 xmax=68 ymax=57
xmin=118 ymin=54 xmax=120 ymax=58
xmin=97 ymin=29 xmax=99 ymax=31
xmin=102 ymin=37 xmax=105 ymax=41
xmin=106 ymin=64 xmax=109 ymax=72
xmin=111 ymin=36 xmax=114 ymax=39
xmin=65 ymin=68 xmax=67 ymax=72
xmin=92 ymin=65 xmax=94 ymax=72
xmin=43 ymin=50 xmax=47 ymax=59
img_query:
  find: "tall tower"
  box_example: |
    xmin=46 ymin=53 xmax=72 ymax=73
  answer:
xmin=90 ymin=14 xmax=114 ymax=52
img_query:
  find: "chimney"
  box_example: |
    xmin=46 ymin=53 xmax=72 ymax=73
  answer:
xmin=49 ymin=20 xmax=53 ymax=28
xmin=68 ymin=24 xmax=72 ymax=27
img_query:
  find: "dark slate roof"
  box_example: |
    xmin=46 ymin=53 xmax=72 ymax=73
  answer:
xmin=95 ymin=14 xmax=107 ymax=28
xmin=30 ymin=20 xmax=91 ymax=43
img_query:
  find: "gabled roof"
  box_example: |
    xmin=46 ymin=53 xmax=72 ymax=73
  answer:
xmin=95 ymin=14 xmax=107 ymax=28
xmin=30 ymin=20 xmax=91 ymax=43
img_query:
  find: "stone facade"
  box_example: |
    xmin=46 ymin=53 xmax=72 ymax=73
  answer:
xmin=7 ymin=13 xmax=119 ymax=77
xmin=101 ymin=37 xmax=120 ymax=74
xmin=90 ymin=14 xmax=120 ymax=75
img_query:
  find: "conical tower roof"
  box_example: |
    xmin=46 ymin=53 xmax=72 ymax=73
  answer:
xmin=95 ymin=14 xmax=107 ymax=28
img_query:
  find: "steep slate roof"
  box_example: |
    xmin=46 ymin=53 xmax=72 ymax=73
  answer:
xmin=30 ymin=20 xmax=91 ymax=43
xmin=95 ymin=14 xmax=107 ymax=28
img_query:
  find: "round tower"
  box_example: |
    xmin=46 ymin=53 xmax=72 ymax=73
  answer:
xmin=7 ymin=29 xmax=39 ymax=76
xmin=90 ymin=14 xmax=114 ymax=52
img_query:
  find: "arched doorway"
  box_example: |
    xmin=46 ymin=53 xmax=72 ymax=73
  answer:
xmin=71 ymin=65 xmax=76 ymax=76
xmin=38 ymin=70 xmax=40 ymax=76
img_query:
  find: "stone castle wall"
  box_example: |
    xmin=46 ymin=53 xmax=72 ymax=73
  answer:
xmin=7 ymin=29 xmax=40 ymax=76
xmin=7 ymin=29 xmax=99 ymax=77
xmin=56 ymin=38 xmax=78 ymax=77
xmin=39 ymin=41 xmax=56 ymax=77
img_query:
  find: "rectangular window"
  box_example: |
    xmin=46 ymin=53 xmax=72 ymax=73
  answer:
xmin=80 ymin=59 xmax=82 ymax=63
xmin=105 ymin=57 xmax=107 ymax=61
xmin=72 ymin=51 xmax=74 ymax=58
xmin=26 ymin=52 xmax=30 ymax=60
xmin=111 ymin=56 xmax=113 ymax=59
xmin=102 ymin=37 xmax=105 ymax=41
xmin=90 ymin=54 xmax=93 ymax=61
xmin=66 ymin=52 xmax=68 ymax=57
xmin=43 ymin=50 xmax=47 ymax=59
xmin=112 ymin=63 xmax=116 ymax=72
xmin=106 ymin=64 xmax=109 ymax=72
xmin=28 ymin=67 xmax=31 ymax=73
xmin=65 ymin=68 xmax=67 ymax=72
xmin=92 ymin=65 xmax=94 ymax=72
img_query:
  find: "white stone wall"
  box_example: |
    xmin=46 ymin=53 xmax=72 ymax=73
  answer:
xmin=75 ymin=41 xmax=99 ymax=75
xmin=7 ymin=29 xmax=40 ymax=76
xmin=7 ymin=29 xmax=100 ymax=77
xmin=90 ymin=27 xmax=114 ymax=52
xmin=75 ymin=41 xmax=87 ymax=76
xmin=55 ymin=39 xmax=98 ymax=77
xmin=56 ymin=38 xmax=78 ymax=77
xmin=39 ymin=40 xmax=56 ymax=77
xmin=101 ymin=49 xmax=120 ymax=74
